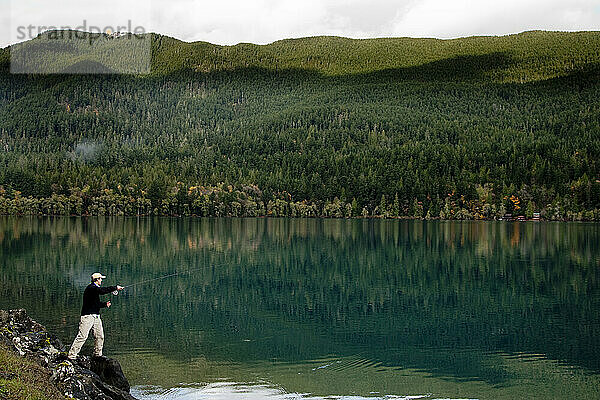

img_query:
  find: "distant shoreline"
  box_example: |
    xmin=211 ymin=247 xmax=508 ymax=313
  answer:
xmin=0 ymin=210 xmax=598 ymax=222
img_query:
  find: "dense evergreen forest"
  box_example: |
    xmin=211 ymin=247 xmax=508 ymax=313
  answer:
xmin=0 ymin=30 xmax=599 ymax=219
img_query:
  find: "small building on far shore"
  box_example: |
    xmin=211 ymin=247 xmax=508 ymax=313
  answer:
xmin=501 ymin=213 xmax=514 ymax=221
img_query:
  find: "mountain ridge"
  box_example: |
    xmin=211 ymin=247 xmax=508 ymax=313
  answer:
xmin=4 ymin=29 xmax=597 ymax=49
xmin=2 ymin=30 xmax=599 ymax=82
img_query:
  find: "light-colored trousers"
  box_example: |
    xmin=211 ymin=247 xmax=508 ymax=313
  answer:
xmin=68 ymin=314 xmax=104 ymax=358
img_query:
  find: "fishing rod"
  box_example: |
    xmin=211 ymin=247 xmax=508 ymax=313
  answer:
xmin=111 ymin=262 xmax=229 ymax=295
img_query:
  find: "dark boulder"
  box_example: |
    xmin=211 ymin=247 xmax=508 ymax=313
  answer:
xmin=90 ymin=356 xmax=131 ymax=392
xmin=54 ymin=358 xmax=136 ymax=400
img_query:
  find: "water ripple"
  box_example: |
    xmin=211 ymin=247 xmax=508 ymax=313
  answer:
xmin=131 ymin=383 xmax=475 ymax=400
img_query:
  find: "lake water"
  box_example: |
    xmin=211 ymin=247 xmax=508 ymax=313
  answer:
xmin=1 ymin=217 xmax=599 ymax=400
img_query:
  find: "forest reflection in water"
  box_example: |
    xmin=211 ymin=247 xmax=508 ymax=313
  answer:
xmin=1 ymin=217 xmax=599 ymax=399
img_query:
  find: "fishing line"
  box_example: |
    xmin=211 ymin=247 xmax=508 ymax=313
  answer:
xmin=111 ymin=262 xmax=229 ymax=295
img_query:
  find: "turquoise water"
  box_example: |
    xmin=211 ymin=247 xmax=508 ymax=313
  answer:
xmin=1 ymin=217 xmax=599 ymax=399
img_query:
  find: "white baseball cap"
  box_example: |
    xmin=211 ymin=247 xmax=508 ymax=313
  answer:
xmin=91 ymin=273 xmax=106 ymax=280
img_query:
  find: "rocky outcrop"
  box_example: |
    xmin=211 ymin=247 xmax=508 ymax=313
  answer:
xmin=0 ymin=309 xmax=137 ymax=400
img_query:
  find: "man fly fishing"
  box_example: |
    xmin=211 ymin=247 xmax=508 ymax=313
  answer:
xmin=68 ymin=273 xmax=124 ymax=360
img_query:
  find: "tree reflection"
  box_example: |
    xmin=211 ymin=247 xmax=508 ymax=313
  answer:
xmin=1 ymin=217 xmax=599 ymax=384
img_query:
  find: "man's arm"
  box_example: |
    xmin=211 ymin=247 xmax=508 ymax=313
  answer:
xmin=98 ymin=285 xmax=117 ymax=295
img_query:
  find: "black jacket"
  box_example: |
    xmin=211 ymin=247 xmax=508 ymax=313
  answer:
xmin=81 ymin=283 xmax=117 ymax=316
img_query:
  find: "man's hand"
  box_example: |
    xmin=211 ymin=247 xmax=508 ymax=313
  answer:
xmin=106 ymin=301 xmax=111 ymax=308
xmin=117 ymin=285 xmax=124 ymax=291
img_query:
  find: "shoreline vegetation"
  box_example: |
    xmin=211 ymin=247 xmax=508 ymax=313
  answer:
xmin=1 ymin=183 xmax=599 ymax=221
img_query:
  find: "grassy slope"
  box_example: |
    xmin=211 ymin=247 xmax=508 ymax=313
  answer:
xmin=0 ymin=344 xmax=66 ymax=400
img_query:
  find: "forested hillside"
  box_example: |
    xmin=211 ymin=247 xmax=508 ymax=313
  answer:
xmin=0 ymin=31 xmax=599 ymax=219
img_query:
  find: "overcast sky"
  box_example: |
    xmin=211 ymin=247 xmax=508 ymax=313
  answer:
xmin=2 ymin=0 xmax=600 ymax=48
